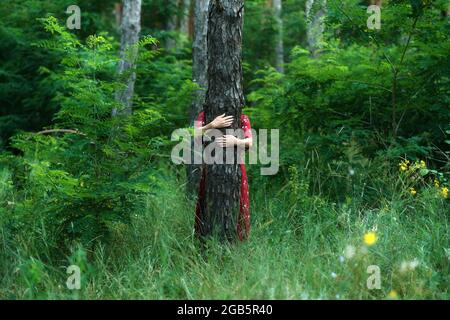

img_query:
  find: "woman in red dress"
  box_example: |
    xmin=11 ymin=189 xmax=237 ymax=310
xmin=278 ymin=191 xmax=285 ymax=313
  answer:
xmin=194 ymin=112 xmax=253 ymax=241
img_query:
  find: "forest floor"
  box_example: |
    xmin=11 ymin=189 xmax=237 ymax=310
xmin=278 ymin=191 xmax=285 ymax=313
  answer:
xmin=0 ymin=168 xmax=448 ymax=300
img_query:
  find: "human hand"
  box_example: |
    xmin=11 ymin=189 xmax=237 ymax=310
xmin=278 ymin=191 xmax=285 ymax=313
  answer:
xmin=210 ymin=114 xmax=234 ymax=129
xmin=216 ymin=135 xmax=239 ymax=148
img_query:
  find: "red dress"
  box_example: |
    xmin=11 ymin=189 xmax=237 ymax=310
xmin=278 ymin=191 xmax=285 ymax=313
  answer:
xmin=194 ymin=112 xmax=252 ymax=241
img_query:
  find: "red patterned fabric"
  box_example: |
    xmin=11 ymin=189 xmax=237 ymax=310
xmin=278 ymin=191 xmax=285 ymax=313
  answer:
xmin=194 ymin=112 xmax=252 ymax=241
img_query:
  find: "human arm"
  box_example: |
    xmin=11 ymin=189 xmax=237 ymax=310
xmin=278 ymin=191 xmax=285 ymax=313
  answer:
xmin=195 ymin=113 xmax=234 ymax=134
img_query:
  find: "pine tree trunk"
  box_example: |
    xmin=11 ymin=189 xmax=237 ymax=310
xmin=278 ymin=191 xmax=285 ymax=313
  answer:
xmin=113 ymin=0 xmax=141 ymax=116
xmin=305 ymin=0 xmax=327 ymax=57
xmin=200 ymin=0 xmax=245 ymax=241
xmin=273 ymin=0 xmax=284 ymax=73
xmin=186 ymin=0 xmax=210 ymax=197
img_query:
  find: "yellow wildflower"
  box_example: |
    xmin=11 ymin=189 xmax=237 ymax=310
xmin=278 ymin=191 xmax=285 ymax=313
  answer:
xmin=399 ymin=160 xmax=410 ymax=172
xmin=388 ymin=290 xmax=398 ymax=299
xmin=441 ymin=187 xmax=449 ymax=199
xmin=419 ymin=160 xmax=426 ymax=169
xmin=409 ymin=187 xmax=417 ymax=196
xmin=363 ymin=231 xmax=377 ymax=246
xmin=434 ymin=178 xmax=440 ymax=188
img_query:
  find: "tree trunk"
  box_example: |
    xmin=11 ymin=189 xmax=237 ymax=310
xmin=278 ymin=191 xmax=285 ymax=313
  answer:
xmin=200 ymin=0 xmax=245 ymax=241
xmin=186 ymin=0 xmax=210 ymax=197
xmin=370 ymin=0 xmax=382 ymax=6
xmin=273 ymin=0 xmax=284 ymax=73
xmin=114 ymin=3 xmax=123 ymax=30
xmin=180 ymin=0 xmax=192 ymax=37
xmin=305 ymin=0 xmax=327 ymax=57
xmin=113 ymin=0 xmax=141 ymax=116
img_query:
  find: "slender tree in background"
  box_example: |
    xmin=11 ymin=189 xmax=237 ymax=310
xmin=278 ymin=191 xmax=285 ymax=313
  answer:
xmin=180 ymin=0 xmax=193 ymax=37
xmin=114 ymin=2 xmax=123 ymax=29
xmin=113 ymin=0 xmax=141 ymax=116
xmin=165 ymin=0 xmax=179 ymax=51
xmin=187 ymin=0 xmax=210 ymax=196
xmin=200 ymin=0 xmax=245 ymax=241
xmin=273 ymin=0 xmax=285 ymax=73
xmin=191 ymin=0 xmax=209 ymax=120
xmin=166 ymin=0 xmax=192 ymax=50
xmin=305 ymin=0 xmax=327 ymax=57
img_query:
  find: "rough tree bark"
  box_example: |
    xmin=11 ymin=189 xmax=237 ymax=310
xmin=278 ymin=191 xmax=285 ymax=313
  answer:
xmin=305 ymin=0 xmax=327 ymax=57
xmin=186 ymin=0 xmax=210 ymax=196
xmin=200 ymin=0 xmax=245 ymax=241
xmin=273 ymin=0 xmax=284 ymax=73
xmin=113 ymin=0 xmax=141 ymax=116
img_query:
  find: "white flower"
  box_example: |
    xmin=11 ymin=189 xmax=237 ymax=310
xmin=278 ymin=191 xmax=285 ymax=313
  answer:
xmin=344 ymin=245 xmax=356 ymax=259
xmin=409 ymin=258 xmax=419 ymax=270
xmin=339 ymin=256 xmax=345 ymax=263
xmin=331 ymin=272 xmax=338 ymax=279
xmin=400 ymin=259 xmax=420 ymax=273
xmin=300 ymin=292 xmax=309 ymax=300
xmin=400 ymin=261 xmax=409 ymax=273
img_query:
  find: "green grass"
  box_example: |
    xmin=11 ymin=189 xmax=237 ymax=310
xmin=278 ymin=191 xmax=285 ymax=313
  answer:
xmin=0 ymin=168 xmax=448 ymax=300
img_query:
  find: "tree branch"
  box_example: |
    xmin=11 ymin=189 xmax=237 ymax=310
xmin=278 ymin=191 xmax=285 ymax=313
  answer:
xmin=36 ymin=129 xmax=87 ymax=136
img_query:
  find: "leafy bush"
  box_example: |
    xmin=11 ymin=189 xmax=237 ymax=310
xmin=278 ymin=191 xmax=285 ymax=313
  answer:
xmin=0 ymin=17 xmax=181 ymax=251
xmin=248 ymin=2 xmax=450 ymax=200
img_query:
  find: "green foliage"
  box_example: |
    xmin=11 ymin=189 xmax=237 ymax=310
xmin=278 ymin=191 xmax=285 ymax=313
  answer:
xmin=0 ymin=0 xmax=448 ymax=300
xmin=0 ymin=17 xmax=176 ymax=251
xmin=0 ymin=171 xmax=447 ymax=299
xmin=248 ymin=1 xmax=450 ymax=199
xmin=0 ymin=0 xmax=118 ymax=150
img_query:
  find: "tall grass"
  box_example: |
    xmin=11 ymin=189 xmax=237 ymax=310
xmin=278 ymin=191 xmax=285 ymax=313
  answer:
xmin=0 ymin=166 xmax=448 ymax=299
